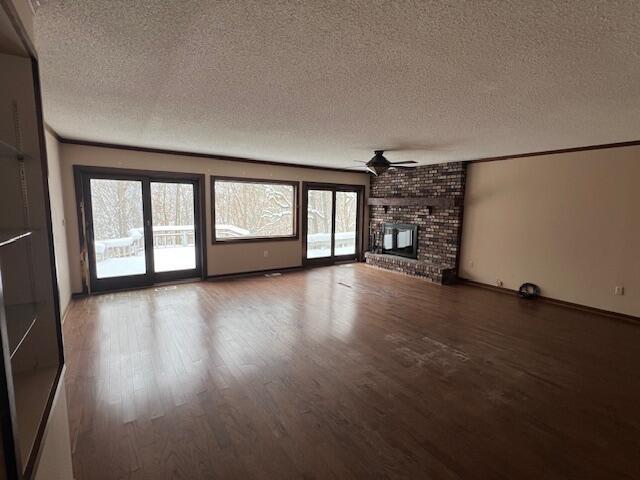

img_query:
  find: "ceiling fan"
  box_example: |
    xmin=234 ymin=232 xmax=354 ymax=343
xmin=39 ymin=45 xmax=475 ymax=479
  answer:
xmin=352 ymin=150 xmax=418 ymax=176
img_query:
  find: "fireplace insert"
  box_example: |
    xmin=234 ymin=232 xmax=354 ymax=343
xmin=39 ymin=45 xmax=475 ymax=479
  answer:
xmin=382 ymin=223 xmax=418 ymax=259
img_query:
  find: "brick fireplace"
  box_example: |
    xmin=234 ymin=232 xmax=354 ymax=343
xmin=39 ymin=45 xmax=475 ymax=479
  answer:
xmin=366 ymin=162 xmax=466 ymax=284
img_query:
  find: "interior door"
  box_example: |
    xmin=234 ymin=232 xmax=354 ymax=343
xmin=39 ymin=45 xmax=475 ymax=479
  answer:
xmin=81 ymin=170 xmax=203 ymax=292
xmin=303 ymin=183 xmax=363 ymax=265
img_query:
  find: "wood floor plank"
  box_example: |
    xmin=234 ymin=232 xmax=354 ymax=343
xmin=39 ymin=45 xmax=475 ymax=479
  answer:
xmin=63 ymin=264 xmax=640 ymax=479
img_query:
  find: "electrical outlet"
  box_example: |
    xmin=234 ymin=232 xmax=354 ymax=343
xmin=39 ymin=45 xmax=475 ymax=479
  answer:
xmin=468 ymin=260 xmax=474 ymax=268
xmin=263 ymin=250 xmax=269 ymax=258
xmin=615 ymin=286 xmax=624 ymax=296
xmin=496 ymin=279 xmax=504 ymax=287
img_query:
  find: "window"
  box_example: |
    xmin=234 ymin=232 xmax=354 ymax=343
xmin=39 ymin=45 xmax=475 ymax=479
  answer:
xmin=212 ymin=177 xmax=298 ymax=242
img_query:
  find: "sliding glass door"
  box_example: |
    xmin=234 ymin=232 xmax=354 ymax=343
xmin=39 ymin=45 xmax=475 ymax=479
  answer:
xmin=79 ymin=168 xmax=204 ymax=292
xmin=89 ymin=178 xmax=148 ymax=281
xmin=303 ymin=183 xmax=363 ymax=265
xmin=335 ymin=191 xmax=358 ymax=256
xmin=306 ymin=189 xmax=333 ymax=259
xmin=150 ymin=181 xmax=197 ymax=274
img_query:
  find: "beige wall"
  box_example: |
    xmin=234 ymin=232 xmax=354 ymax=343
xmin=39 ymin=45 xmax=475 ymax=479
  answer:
xmin=460 ymin=145 xmax=640 ymax=317
xmin=60 ymin=143 xmax=369 ymax=293
xmin=45 ymin=130 xmax=72 ymax=318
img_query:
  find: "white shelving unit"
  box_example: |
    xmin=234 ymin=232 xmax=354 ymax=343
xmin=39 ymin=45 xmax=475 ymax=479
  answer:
xmin=0 ymin=229 xmax=32 ymax=248
xmin=12 ymin=365 xmax=58 ymax=470
xmin=6 ymin=301 xmax=38 ymax=358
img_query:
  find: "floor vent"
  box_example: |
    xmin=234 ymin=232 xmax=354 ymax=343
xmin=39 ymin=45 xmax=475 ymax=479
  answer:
xmin=264 ymin=272 xmax=282 ymax=278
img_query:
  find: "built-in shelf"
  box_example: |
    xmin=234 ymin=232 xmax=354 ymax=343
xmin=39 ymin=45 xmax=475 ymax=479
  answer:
xmin=13 ymin=365 xmax=58 ymax=467
xmin=0 ymin=25 xmax=67 ymax=479
xmin=368 ymin=196 xmax=462 ymax=208
xmin=0 ymin=229 xmax=32 ymax=248
xmin=5 ymin=303 xmax=39 ymax=358
xmin=0 ymin=139 xmax=28 ymax=160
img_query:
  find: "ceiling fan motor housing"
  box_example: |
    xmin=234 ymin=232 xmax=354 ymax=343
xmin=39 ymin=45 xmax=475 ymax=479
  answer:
xmin=367 ymin=151 xmax=390 ymax=175
xmin=364 ymin=150 xmax=417 ymax=175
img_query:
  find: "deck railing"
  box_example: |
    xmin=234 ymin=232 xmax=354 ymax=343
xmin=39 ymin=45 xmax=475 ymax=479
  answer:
xmin=95 ymin=227 xmax=357 ymax=261
xmin=95 ymin=225 xmax=195 ymax=260
xmin=306 ymin=231 xmax=356 ymax=256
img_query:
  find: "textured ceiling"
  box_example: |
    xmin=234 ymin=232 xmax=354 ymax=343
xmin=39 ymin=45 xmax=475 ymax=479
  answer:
xmin=35 ymin=1 xmax=640 ymax=168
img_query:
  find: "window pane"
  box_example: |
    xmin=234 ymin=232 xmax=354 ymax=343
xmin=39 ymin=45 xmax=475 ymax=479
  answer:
xmin=151 ymin=182 xmax=196 ymax=272
xmin=335 ymin=191 xmax=357 ymax=255
xmin=214 ymin=181 xmax=296 ymax=239
xmin=90 ymin=179 xmax=146 ymax=278
xmin=306 ymin=190 xmax=333 ymax=258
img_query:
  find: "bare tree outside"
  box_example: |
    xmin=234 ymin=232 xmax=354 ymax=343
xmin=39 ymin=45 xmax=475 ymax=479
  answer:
xmin=214 ymin=181 xmax=295 ymax=238
xmin=151 ymin=182 xmax=194 ymax=230
xmin=306 ymin=190 xmax=332 ymax=258
xmin=150 ymin=182 xmax=196 ymax=272
xmin=91 ymin=179 xmax=144 ymax=241
xmin=90 ymin=179 xmax=146 ymax=278
xmin=335 ymin=191 xmax=357 ymax=254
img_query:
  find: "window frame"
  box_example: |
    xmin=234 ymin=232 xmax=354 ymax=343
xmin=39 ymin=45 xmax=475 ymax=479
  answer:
xmin=211 ymin=176 xmax=300 ymax=244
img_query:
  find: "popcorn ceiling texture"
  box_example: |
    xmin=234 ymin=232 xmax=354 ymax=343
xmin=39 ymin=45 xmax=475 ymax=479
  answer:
xmin=367 ymin=162 xmax=466 ymax=284
xmin=35 ymin=1 xmax=640 ymax=168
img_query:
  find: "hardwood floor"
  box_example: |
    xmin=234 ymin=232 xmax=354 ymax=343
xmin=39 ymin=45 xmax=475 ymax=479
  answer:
xmin=62 ymin=264 xmax=640 ymax=479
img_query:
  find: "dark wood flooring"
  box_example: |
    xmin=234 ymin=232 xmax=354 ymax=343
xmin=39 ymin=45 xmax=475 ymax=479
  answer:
xmin=63 ymin=264 xmax=640 ymax=479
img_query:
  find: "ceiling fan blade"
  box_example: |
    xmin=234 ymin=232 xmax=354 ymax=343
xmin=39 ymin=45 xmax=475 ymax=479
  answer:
xmin=389 ymin=161 xmax=418 ymax=165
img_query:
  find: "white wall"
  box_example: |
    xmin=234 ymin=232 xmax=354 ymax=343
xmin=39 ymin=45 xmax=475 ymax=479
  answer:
xmin=9 ymin=0 xmax=34 ymax=47
xmin=60 ymin=143 xmax=369 ymax=293
xmin=33 ymin=369 xmax=74 ymax=480
xmin=45 ymin=130 xmax=72 ymax=318
xmin=460 ymin=145 xmax=640 ymax=317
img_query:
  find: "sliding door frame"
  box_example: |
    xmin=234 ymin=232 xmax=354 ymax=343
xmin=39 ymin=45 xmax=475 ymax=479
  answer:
xmin=73 ymin=165 xmax=207 ymax=293
xmin=301 ymin=182 xmax=364 ymax=267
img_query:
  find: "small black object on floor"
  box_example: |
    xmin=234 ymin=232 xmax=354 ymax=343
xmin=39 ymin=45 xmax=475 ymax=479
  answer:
xmin=519 ymin=283 xmax=540 ymax=299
